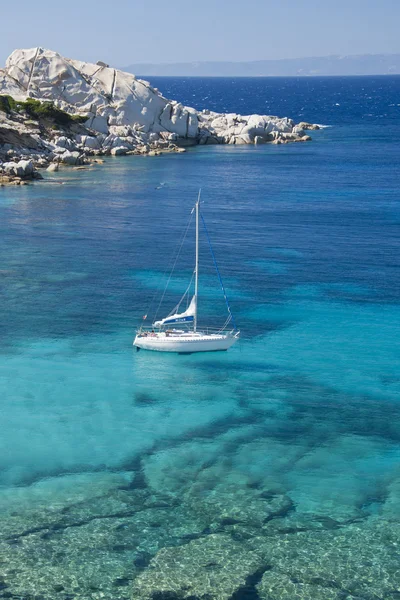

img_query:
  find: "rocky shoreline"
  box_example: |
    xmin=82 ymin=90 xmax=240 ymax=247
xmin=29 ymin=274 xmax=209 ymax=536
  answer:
xmin=1 ymin=47 xmax=320 ymax=186
xmin=0 ymin=105 xmax=188 ymax=186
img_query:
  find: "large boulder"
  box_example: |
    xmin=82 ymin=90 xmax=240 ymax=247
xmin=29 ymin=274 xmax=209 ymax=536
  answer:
xmin=59 ymin=150 xmax=82 ymax=165
xmin=79 ymin=135 xmax=101 ymax=150
xmin=110 ymin=146 xmax=128 ymax=156
xmin=3 ymin=159 xmax=34 ymax=177
xmin=54 ymin=136 xmax=76 ymax=150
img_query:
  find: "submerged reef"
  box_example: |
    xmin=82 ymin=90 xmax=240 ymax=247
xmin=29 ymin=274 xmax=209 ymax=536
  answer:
xmin=0 ymin=464 xmax=399 ymax=600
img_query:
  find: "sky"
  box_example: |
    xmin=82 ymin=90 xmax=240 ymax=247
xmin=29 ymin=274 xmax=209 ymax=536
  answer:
xmin=1 ymin=0 xmax=399 ymax=67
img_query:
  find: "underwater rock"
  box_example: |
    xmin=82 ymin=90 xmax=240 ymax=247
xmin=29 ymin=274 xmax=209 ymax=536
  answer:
xmin=0 ymin=474 xmax=150 ymax=599
xmin=0 ymin=472 xmax=135 ymax=538
xmin=286 ymin=433 xmax=389 ymax=521
xmin=131 ymin=533 xmax=266 ymax=600
xmin=248 ymin=519 xmax=400 ymax=600
xmin=1 ymin=468 xmax=400 ymax=600
xmin=185 ymin=485 xmax=294 ymax=529
xmin=143 ymin=439 xmax=223 ymax=495
xmin=257 ymin=571 xmax=339 ymax=600
xmin=0 ymin=472 xmax=196 ymax=600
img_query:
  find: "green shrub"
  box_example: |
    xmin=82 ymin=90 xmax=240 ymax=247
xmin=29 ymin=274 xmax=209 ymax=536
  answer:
xmin=70 ymin=114 xmax=89 ymax=124
xmin=0 ymin=95 xmax=88 ymax=126
xmin=0 ymin=95 xmax=17 ymax=113
xmin=22 ymin=98 xmax=87 ymax=126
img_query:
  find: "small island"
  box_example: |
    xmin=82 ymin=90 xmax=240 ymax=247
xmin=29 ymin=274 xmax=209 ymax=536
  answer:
xmin=0 ymin=47 xmax=319 ymax=185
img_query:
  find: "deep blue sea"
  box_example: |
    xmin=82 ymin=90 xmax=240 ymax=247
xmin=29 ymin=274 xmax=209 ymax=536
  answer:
xmin=1 ymin=76 xmax=400 ymax=599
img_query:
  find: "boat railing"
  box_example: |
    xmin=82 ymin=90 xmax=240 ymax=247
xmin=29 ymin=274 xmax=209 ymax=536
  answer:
xmin=136 ymin=325 xmax=237 ymax=336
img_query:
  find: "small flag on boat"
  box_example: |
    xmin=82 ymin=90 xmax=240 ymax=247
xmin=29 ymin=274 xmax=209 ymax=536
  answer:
xmin=143 ymin=314 xmax=147 ymax=320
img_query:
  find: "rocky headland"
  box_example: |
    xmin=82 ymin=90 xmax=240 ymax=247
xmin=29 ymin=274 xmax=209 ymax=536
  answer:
xmin=0 ymin=47 xmax=319 ymax=185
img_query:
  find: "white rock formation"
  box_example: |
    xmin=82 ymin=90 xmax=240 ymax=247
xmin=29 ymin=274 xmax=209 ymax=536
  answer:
xmin=3 ymin=159 xmax=33 ymax=177
xmin=0 ymin=47 xmax=317 ymax=158
xmin=59 ymin=150 xmax=83 ymax=165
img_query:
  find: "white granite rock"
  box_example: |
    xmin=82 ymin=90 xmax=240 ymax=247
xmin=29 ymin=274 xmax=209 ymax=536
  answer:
xmin=0 ymin=69 xmax=25 ymax=100
xmin=54 ymin=136 xmax=76 ymax=150
xmin=110 ymin=146 xmax=128 ymax=156
xmin=60 ymin=150 xmax=82 ymax=165
xmin=86 ymin=114 xmax=109 ymax=134
xmin=82 ymin=136 xmax=101 ymax=150
xmin=0 ymin=47 xmax=315 ymax=160
xmin=19 ymin=159 xmax=34 ymax=175
xmin=3 ymin=161 xmax=18 ymax=175
xmin=3 ymin=159 xmax=33 ymax=177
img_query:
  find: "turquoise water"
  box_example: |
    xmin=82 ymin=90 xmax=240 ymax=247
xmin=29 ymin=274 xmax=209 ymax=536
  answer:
xmin=0 ymin=77 xmax=400 ymax=599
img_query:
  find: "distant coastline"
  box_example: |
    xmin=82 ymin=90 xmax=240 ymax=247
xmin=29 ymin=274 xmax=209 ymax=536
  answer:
xmin=122 ymin=53 xmax=400 ymax=77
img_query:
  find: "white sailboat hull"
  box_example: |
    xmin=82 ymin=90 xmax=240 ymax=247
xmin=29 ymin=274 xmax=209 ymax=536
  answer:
xmin=133 ymin=332 xmax=238 ymax=353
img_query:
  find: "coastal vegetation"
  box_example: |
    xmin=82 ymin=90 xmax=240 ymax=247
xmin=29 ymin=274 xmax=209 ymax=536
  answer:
xmin=0 ymin=94 xmax=87 ymax=126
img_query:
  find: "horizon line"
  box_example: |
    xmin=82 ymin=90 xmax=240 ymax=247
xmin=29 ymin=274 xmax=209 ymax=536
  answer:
xmin=122 ymin=51 xmax=400 ymax=67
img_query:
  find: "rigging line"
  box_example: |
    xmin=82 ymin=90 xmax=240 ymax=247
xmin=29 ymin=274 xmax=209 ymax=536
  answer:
xmin=200 ymin=212 xmax=238 ymax=332
xmin=153 ymin=210 xmax=194 ymax=322
xmin=219 ymin=314 xmax=232 ymax=331
xmin=167 ymin=271 xmax=194 ymax=317
xmin=143 ymin=266 xmax=172 ymax=323
xmin=144 ymin=211 xmax=193 ymax=322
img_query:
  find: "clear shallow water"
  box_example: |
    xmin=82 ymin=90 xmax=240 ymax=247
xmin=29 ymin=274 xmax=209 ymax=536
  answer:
xmin=0 ymin=77 xmax=400 ymax=599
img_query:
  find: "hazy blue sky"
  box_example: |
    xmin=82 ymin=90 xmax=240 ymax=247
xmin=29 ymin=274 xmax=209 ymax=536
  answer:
xmin=1 ymin=0 xmax=399 ymax=66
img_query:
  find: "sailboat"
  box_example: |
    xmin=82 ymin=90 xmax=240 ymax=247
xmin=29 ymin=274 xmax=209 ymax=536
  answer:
xmin=133 ymin=192 xmax=240 ymax=353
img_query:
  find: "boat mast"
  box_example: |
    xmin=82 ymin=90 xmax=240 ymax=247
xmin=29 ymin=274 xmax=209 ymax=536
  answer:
xmin=194 ymin=189 xmax=200 ymax=332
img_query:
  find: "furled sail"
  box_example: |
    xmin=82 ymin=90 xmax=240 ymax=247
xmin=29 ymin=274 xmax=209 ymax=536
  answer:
xmin=153 ymin=296 xmax=197 ymax=328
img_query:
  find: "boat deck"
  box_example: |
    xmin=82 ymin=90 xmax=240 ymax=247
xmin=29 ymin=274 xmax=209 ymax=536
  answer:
xmin=133 ymin=328 xmax=239 ymax=352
